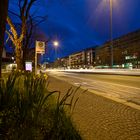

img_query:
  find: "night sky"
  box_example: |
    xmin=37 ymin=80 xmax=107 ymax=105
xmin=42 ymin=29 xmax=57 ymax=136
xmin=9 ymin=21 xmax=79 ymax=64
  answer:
xmin=8 ymin=0 xmax=140 ymax=61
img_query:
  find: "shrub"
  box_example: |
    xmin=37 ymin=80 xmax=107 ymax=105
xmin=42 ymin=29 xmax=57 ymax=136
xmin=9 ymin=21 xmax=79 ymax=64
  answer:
xmin=0 ymin=71 xmax=82 ymax=140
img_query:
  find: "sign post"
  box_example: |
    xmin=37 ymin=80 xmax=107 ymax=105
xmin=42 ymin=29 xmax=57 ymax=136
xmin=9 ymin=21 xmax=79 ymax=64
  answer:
xmin=35 ymin=41 xmax=45 ymax=74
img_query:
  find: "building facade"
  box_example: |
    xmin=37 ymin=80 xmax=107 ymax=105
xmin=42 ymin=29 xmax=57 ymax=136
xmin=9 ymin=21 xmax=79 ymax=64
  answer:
xmin=69 ymin=51 xmax=85 ymax=69
xmin=68 ymin=47 xmax=96 ymax=69
xmin=85 ymin=47 xmax=96 ymax=68
xmin=60 ymin=56 xmax=69 ymax=68
xmin=95 ymin=29 xmax=140 ymax=68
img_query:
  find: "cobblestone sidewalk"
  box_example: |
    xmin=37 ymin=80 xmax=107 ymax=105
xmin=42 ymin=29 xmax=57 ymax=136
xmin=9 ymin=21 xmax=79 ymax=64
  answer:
xmin=48 ymin=76 xmax=140 ymax=140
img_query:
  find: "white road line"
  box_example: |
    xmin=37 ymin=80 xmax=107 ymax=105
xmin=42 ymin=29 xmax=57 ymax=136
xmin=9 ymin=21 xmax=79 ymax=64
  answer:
xmin=63 ymin=74 xmax=140 ymax=90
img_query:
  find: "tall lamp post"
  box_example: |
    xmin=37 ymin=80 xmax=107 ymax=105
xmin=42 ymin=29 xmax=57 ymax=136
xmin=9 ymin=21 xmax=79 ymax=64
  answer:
xmin=109 ymin=0 xmax=113 ymax=68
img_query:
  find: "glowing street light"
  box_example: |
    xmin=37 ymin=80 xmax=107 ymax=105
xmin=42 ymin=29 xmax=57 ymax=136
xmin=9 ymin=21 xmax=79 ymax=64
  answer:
xmin=53 ymin=41 xmax=59 ymax=47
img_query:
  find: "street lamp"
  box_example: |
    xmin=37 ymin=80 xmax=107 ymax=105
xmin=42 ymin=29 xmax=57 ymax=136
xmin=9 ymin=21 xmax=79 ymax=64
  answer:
xmin=53 ymin=41 xmax=59 ymax=47
xmin=109 ymin=0 xmax=113 ymax=67
xmin=53 ymin=41 xmax=59 ymax=59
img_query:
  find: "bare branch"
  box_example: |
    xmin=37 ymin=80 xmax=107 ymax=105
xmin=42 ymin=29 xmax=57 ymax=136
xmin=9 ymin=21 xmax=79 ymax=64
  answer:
xmin=24 ymin=15 xmax=33 ymax=48
xmin=8 ymin=10 xmax=20 ymax=18
xmin=6 ymin=30 xmax=15 ymax=45
xmin=30 ymin=7 xmax=40 ymax=17
xmin=19 ymin=16 xmax=26 ymax=41
xmin=18 ymin=0 xmax=22 ymax=17
xmin=7 ymin=16 xmax=18 ymax=40
xmin=19 ymin=0 xmax=37 ymax=42
xmin=29 ymin=15 xmax=47 ymax=26
xmin=25 ymin=0 xmax=37 ymax=19
xmin=21 ymin=0 xmax=28 ymax=17
xmin=34 ymin=17 xmax=47 ymax=26
xmin=28 ymin=15 xmax=33 ymax=38
xmin=31 ymin=15 xmax=47 ymax=21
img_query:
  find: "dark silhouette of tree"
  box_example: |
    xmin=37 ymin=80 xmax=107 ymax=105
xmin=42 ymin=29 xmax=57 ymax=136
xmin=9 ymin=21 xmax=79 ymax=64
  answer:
xmin=0 ymin=0 xmax=9 ymax=78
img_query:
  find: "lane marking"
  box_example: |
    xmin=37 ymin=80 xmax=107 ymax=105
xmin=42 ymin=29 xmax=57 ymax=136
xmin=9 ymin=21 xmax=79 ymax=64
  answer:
xmin=62 ymin=74 xmax=140 ymax=90
xmin=49 ymin=75 xmax=140 ymax=110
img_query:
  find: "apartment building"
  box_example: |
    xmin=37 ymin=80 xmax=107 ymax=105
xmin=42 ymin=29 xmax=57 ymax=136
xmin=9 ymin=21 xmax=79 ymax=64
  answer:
xmin=69 ymin=51 xmax=85 ymax=68
xmin=85 ymin=47 xmax=96 ymax=68
xmin=95 ymin=29 xmax=140 ymax=68
xmin=68 ymin=47 xmax=96 ymax=69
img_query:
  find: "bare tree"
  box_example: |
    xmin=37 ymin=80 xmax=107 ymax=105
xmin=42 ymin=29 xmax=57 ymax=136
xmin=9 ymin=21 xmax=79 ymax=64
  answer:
xmin=6 ymin=0 xmax=37 ymax=70
xmin=0 ymin=0 xmax=9 ymax=78
xmin=7 ymin=0 xmax=47 ymax=70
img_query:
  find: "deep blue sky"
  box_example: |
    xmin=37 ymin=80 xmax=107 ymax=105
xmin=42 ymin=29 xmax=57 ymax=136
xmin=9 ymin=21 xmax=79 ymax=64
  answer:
xmin=8 ymin=0 xmax=140 ymax=61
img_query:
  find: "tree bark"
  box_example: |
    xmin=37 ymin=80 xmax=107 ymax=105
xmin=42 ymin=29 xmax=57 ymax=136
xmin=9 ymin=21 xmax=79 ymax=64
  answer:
xmin=15 ymin=42 xmax=23 ymax=70
xmin=6 ymin=16 xmax=25 ymax=70
xmin=0 ymin=0 xmax=9 ymax=78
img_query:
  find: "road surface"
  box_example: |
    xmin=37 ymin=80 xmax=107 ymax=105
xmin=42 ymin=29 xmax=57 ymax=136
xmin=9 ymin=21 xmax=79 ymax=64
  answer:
xmin=47 ymin=71 xmax=140 ymax=110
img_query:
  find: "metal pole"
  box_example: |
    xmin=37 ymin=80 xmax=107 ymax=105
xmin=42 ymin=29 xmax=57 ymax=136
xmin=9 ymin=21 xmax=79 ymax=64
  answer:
xmin=55 ymin=47 xmax=57 ymax=60
xmin=109 ymin=0 xmax=113 ymax=67
xmin=35 ymin=41 xmax=37 ymax=74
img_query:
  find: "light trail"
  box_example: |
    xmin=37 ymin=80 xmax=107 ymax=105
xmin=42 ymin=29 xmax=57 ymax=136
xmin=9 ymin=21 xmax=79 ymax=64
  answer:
xmin=47 ymin=70 xmax=140 ymax=107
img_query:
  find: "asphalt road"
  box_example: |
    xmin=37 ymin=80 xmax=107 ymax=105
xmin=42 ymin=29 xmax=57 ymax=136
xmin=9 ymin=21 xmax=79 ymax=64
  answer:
xmin=47 ymin=71 xmax=140 ymax=109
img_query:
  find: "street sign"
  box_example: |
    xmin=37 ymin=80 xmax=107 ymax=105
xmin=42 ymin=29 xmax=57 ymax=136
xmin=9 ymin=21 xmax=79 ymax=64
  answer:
xmin=36 ymin=41 xmax=45 ymax=54
xmin=25 ymin=62 xmax=32 ymax=71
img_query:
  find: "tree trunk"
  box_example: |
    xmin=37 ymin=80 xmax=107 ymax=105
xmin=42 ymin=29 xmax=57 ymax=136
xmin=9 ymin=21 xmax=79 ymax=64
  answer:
xmin=22 ymin=48 xmax=26 ymax=70
xmin=22 ymin=39 xmax=28 ymax=70
xmin=15 ymin=42 xmax=23 ymax=70
xmin=0 ymin=0 xmax=9 ymax=78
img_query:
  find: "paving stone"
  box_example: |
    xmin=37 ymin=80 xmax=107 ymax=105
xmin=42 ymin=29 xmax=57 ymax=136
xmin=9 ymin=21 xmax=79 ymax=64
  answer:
xmin=48 ymin=77 xmax=140 ymax=140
